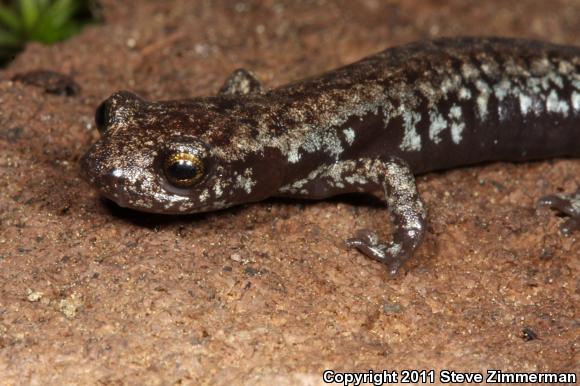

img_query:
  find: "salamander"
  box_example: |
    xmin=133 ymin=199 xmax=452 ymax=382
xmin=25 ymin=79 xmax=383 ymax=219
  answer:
xmin=81 ymin=37 xmax=580 ymax=275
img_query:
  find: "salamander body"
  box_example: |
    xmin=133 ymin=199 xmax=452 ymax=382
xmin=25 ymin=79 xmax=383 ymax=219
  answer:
xmin=82 ymin=37 xmax=580 ymax=274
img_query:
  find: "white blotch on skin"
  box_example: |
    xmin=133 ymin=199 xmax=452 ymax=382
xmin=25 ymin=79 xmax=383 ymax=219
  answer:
xmin=480 ymin=61 xmax=500 ymax=77
xmin=461 ymin=63 xmax=480 ymax=79
xmin=458 ymin=87 xmax=472 ymax=100
xmin=493 ymin=79 xmax=511 ymax=101
xmin=475 ymin=80 xmax=491 ymax=120
xmin=400 ymin=110 xmax=422 ymax=151
xmin=440 ymin=75 xmax=462 ymax=94
xmin=539 ymin=75 xmax=552 ymax=91
xmin=546 ymin=89 xmax=570 ymax=116
xmin=531 ymin=57 xmax=551 ymax=75
xmin=213 ymin=180 xmax=223 ymax=198
xmin=383 ymin=242 xmax=400 ymax=256
xmin=448 ymin=104 xmax=465 ymax=144
xmin=526 ymin=77 xmax=542 ymax=94
xmin=428 ymin=111 xmax=447 ymax=144
xmin=343 ymin=127 xmax=356 ymax=145
xmin=287 ymin=148 xmax=301 ymax=163
xmin=235 ymin=168 xmax=257 ymax=194
xmin=519 ymin=93 xmax=533 ymax=115
xmin=327 ymin=162 xmax=346 ymax=184
xmin=288 ymin=129 xmax=345 ymax=164
xmin=547 ymin=72 xmax=564 ymax=89
xmin=134 ymin=199 xmax=150 ymax=209
xmin=345 ymin=175 xmax=368 ymax=185
xmin=493 ymin=79 xmax=513 ymax=120
xmin=504 ymin=59 xmax=529 ymax=77
xmin=572 ymin=91 xmax=580 ymax=112
xmin=279 ymin=166 xmax=324 ymax=193
xmin=418 ymin=80 xmax=436 ymax=101
xmin=558 ymin=60 xmax=573 ymax=74
xmin=450 ymin=122 xmax=465 ymax=145
xmin=199 ymin=189 xmax=210 ymax=203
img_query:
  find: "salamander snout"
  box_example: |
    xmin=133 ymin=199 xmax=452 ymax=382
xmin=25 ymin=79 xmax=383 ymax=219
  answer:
xmin=80 ymin=148 xmax=132 ymax=206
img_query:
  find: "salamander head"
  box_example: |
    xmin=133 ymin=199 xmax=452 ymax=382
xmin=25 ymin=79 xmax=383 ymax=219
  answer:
xmin=81 ymin=91 xmax=283 ymax=214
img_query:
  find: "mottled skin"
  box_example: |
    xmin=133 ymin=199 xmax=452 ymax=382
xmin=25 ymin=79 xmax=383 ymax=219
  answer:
xmin=82 ymin=37 xmax=580 ymax=275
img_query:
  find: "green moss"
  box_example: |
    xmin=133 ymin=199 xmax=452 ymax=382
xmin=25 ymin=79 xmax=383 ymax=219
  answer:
xmin=0 ymin=0 xmax=98 ymax=64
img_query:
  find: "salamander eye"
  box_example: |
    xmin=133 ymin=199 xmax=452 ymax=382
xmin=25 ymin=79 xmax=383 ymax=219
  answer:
xmin=95 ymin=100 xmax=109 ymax=134
xmin=163 ymin=152 xmax=205 ymax=188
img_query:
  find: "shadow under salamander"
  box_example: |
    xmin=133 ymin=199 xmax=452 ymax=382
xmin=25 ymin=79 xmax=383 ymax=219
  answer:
xmin=99 ymin=192 xmax=386 ymax=230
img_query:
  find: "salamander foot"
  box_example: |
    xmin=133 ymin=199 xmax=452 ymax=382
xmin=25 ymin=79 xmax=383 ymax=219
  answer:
xmin=346 ymin=228 xmax=419 ymax=276
xmin=539 ymin=191 xmax=580 ymax=235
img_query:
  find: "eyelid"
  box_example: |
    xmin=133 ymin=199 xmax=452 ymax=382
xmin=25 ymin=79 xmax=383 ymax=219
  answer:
xmin=166 ymin=140 xmax=208 ymax=158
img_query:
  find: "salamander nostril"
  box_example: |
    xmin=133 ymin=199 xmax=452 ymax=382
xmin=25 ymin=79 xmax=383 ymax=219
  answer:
xmin=95 ymin=100 xmax=109 ymax=134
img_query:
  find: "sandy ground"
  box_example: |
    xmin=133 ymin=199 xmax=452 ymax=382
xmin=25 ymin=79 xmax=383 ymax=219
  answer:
xmin=0 ymin=0 xmax=578 ymax=384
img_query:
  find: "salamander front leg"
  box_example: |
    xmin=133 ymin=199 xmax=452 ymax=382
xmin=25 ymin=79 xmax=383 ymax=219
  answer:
xmin=218 ymin=68 xmax=263 ymax=96
xmin=278 ymin=157 xmax=426 ymax=275
xmin=345 ymin=157 xmax=426 ymax=275
xmin=539 ymin=191 xmax=580 ymax=234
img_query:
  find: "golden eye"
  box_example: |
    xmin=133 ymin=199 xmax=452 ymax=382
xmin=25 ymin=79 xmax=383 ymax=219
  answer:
xmin=163 ymin=152 xmax=205 ymax=188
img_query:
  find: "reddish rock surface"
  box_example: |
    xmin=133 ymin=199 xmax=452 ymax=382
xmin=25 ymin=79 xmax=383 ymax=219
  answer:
xmin=0 ymin=1 xmax=578 ymax=384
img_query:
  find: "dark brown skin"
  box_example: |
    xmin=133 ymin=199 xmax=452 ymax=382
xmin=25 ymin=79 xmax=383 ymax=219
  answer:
xmin=82 ymin=37 xmax=580 ymax=275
